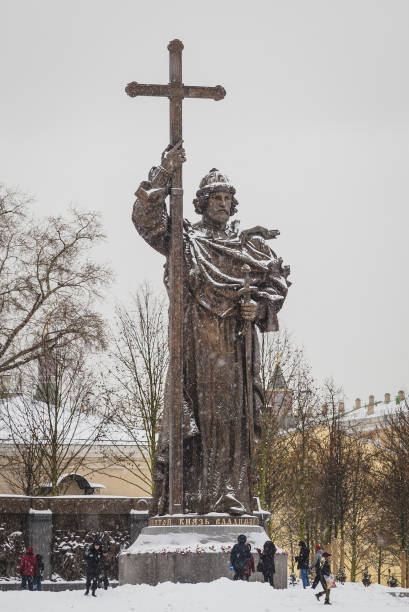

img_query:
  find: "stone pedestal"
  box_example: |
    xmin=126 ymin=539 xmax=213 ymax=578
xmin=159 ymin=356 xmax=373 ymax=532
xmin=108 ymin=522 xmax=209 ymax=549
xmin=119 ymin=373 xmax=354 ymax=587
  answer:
xmin=28 ymin=509 xmax=52 ymax=579
xmin=119 ymin=519 xmax=287 ymax=588
xmin=129 ymin=509 xmax=149 ymax=542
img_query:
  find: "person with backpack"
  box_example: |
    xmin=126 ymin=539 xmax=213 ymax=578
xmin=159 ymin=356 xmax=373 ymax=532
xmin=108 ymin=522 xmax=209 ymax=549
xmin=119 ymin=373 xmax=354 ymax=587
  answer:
xmin=34 ymin=553 xmax=44 ymax=591
xmin=244 ymin=542 xmax=255 ymax=582
xmin=19 ymin=546 xmax=38 ymax=591
xmin=84 ymin=540 xmax=103 ymax=596
xmin=257 ymin=540 xmax=277 ymax=587
xmin=315 ymin=552 xmax=332 ymax=605
xmin=230 ymin=534 xmax=251 ymax=581
xmin=295 ymin=540 xmax=310 ymax=588
xmin=310 ymin=544 xmax=323 ymax=589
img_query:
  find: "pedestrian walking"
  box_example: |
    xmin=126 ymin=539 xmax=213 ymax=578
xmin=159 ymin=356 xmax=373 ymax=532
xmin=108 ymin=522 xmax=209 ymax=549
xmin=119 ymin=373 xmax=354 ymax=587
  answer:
xmin=19 ymin=546 xmax=38 ymax=591
xmin=230 ymin=534 xmax=251 ymax=581
xmin=362 ymin=568 xmax=371 ymax=587
xmin=315 ymin=552 xmax=332 ymax=605
xmin=310 ymin=544 xmax=323 ymax=589
xmin=295 ymin=540 xmax=310 ymax=588
xmin=244 ymin=543 xmax=255 ymax=582
xmin=84 ymin=540 xmax=103 ymax=597
xmin=34 ymin=553 xmax=44 ymax=591
xmin=257 ymin=540 xmax=277 ymax=587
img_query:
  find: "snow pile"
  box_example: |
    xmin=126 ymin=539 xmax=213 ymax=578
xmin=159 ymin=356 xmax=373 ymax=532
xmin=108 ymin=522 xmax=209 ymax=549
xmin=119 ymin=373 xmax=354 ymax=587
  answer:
xmin=0 ymin=580 xmax=405 ymax=612
xmin=125 ymin=524 xmax=280 ymax=555
xmin=126 ymin=530 xmax=235 ymax=554
xmin=29 ymin=508 xmax=52 ymax=514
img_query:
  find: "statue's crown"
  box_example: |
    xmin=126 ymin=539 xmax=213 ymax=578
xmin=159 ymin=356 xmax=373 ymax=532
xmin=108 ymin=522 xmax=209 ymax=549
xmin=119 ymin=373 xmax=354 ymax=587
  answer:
xmin=196 ymin=168 xmax=236 ymax=197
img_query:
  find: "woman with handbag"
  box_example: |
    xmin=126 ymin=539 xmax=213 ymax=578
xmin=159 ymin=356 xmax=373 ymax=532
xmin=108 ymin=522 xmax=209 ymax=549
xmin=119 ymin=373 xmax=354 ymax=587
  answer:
xmin=257 ymin=540 xmax=277 ymax=587
xmin=315 ymin=552 xmax=332 ymax=605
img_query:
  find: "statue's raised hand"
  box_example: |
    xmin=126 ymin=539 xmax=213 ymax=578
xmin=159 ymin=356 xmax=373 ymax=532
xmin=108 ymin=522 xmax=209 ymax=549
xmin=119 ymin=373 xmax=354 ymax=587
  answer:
xmin=241 ymin=299 xmax=258 ymax=322
xmin=161 ymin=141 xmax=186 ymax=175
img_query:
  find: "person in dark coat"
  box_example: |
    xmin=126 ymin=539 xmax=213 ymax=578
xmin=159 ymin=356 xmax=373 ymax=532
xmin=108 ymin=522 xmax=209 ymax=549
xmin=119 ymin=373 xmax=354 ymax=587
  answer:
xmin=244 ymin=543 xmax=255 ymax=582
xmin=295 ymin=540 xmax=310 ymax=588
xmin=257 ymin=540 xmax=277 ymax=587
xmin=315 ymin=552 xmax=332 ymax=605
xmin=98 ymin=551 xmax=110 ymax=590
xmin=310 ymin=545 xmax=323 ymax=589
xmin=84 ymin=540 xmax=103 ymax=596
xmin=19 ymin=546 xmax=38 ymax=591
xmin=230 ymin=534 xmax=251 ymax=581
xmin=34 ymin=553 xmax=44 ymax=591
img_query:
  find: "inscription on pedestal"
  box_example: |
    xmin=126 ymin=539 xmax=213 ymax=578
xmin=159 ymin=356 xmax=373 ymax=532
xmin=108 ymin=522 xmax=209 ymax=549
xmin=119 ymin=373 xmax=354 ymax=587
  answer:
xmin=148 ymin=515 xmax=259 ymax=527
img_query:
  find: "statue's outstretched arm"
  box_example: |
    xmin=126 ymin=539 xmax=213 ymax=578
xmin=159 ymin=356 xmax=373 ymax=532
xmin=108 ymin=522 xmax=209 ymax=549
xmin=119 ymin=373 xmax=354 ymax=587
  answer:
xmin=131 ymin=142 xmax=186 ymax=256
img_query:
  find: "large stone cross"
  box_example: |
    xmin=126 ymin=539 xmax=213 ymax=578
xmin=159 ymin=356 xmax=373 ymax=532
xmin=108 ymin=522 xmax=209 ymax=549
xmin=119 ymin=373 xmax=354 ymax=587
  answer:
xmin=125 ymin=39 xmax=226 ymax=514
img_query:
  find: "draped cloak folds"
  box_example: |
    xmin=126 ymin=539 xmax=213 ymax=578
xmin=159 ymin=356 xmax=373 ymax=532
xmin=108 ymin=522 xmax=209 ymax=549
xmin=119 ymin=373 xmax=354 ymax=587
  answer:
xmin=132 ymin=168 xmax=290 ymax=515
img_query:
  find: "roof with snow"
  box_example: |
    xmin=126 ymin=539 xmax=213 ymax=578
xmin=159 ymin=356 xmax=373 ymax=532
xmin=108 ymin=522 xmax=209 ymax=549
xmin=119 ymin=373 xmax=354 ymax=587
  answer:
xmin=40 ymin=473 xmax=105 ymax=491
xmin=341 ymin=392 xmax=406 ymax=426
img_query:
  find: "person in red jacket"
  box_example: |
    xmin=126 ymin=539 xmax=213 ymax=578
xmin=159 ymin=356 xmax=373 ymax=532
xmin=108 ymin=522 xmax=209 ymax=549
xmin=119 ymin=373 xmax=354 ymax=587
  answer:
xmin=244 ymin=543 xmax=255 ymax=581
xmin=19 ymin=546 xmax=38 ymax=591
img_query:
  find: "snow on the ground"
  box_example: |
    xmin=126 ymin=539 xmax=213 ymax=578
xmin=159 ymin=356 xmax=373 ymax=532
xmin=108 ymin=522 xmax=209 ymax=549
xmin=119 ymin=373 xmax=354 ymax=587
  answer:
xmin=0 ymin=580 xmax=407 ymax=612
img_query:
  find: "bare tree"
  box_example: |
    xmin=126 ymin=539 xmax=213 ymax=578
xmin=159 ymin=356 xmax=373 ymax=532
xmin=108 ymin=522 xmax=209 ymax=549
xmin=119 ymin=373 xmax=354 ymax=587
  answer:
xmin=372 ymin=397 xmax=409 ymax=583
xmin=0 ymin=422 xmax=44 ymax=495
xmin=256 ymin=328 xmax=321 ymax=545
xmin=256 ymin=329 xmax=304 ymax=512
xmin=0 ymin=345 xmax=107 ymax=495
xmin=314 ymin=379 xmax=354 ymax=568
xmin=307 ymin=381 xmax=380 ymax=580
xmin=0 ymin=185 xmax=111 ymax=374
xmin=100 ymin=284 xmax=168 ymax=495
xmin=342 ymin=438 xmax=374 ymax=581
xmin=283 ymin=364 xmax=321 ymax=544
xmin=0 ymin=184 xmax=29 ymax=247
xmin=362 ymin=513 xmax=398 ymax=585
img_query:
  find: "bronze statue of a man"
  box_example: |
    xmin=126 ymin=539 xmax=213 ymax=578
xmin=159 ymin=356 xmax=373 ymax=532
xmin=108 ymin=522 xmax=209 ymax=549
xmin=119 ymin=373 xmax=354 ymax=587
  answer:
xmin=132 ymin=142 xmax=290 ymax=515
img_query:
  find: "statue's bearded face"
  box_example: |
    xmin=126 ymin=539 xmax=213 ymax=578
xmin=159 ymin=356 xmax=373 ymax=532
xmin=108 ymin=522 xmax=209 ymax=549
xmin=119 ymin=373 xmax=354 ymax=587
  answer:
xmin=204 ymin=192 xmax=232 ymax=226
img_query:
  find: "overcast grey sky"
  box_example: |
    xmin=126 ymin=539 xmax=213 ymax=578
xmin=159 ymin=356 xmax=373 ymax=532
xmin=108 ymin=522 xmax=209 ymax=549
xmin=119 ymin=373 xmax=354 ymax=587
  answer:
xmin=1 ymin=0 xmax=408 ymax=406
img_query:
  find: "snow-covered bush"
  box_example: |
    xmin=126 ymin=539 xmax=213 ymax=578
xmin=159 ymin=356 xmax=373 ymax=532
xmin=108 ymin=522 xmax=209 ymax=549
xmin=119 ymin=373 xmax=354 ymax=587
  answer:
xmin=52 ymin=529 xmax=130 ymax=580
xmin=0 ymin=524 xmax=25 ymax=578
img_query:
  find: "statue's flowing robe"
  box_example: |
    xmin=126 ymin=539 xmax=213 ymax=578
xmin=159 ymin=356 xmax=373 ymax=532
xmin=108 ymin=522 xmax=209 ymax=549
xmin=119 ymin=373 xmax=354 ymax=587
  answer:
xmin=132 ymin=167 xmax=289 ymax=514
